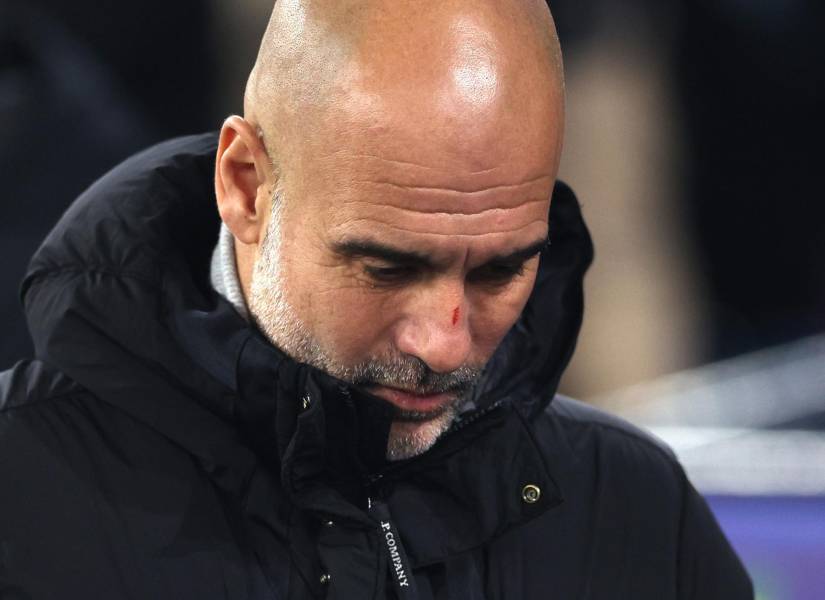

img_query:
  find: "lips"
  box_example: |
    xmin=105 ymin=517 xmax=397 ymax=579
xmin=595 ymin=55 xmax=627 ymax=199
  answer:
xmin=370 ymin=386 xmax=455 ymax=416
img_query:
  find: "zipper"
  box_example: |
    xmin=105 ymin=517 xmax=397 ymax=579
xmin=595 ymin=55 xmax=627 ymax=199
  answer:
xmin=359 ymin=399 xmax=506 ymax=598
xmin=368 ymin=496 xmax=421 ymax=600
xmin=447 ymin=398 xmax=505 ymax=435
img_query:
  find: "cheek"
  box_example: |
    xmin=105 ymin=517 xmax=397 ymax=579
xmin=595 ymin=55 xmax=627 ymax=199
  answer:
xmin=279 ymin=247 xmax=398 ymax=361
xmin=315 ymin=291 xmax=395 ymax=360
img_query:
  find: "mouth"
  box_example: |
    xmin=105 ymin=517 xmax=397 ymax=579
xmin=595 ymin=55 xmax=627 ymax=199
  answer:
xmin=368 ymin=385 xmax=457 ymax=420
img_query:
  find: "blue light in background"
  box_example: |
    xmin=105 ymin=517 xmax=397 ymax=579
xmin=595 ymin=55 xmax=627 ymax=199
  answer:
xmin=707 ymin=496 xmax=825 ymax=600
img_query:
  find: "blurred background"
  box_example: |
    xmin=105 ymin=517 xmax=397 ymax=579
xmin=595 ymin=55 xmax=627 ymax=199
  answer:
xmin=1 ymin=0 xmax=823 ymax=597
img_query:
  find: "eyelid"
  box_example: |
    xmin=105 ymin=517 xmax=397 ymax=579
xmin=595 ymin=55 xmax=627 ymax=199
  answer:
xmin=358 ymin=250 xmax=538 ymax=287
xmin=364 ymin=263 xmax=412 ymax=274
xmin=362 ymin=258 xmax=412 ymax=272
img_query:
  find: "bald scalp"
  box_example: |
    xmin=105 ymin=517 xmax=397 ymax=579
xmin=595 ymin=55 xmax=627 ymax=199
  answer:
xmin=245 ymin=0 xmax=563 ymax=182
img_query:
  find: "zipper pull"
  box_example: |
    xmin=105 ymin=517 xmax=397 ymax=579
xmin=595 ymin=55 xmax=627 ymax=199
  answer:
xmin=368 ymin=497 xmax=421 ymax=600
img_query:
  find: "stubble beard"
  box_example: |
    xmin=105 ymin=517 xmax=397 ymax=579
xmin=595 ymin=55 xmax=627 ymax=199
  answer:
xmin=249 ymin=189 xmax=481 ymax=461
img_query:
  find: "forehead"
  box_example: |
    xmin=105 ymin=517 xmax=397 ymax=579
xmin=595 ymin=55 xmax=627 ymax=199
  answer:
xmin=285 ymin=43 xmax=563 ymax=258
xmin=304 ymin=149 xmax=555 ymax=265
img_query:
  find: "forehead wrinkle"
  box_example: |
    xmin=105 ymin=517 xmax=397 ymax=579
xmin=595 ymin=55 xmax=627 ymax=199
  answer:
xmin=317 ymin=145 xmax=557 ymax=197
xmin=355 ymin=174 xmax=553 ymax=195
xmin=339 ymin=197 xmax=548 ymax=218
xmin=331 ymin=216 xmax=549 ymax=238
xmin=346 ymin=152 xmax=502 ymax=175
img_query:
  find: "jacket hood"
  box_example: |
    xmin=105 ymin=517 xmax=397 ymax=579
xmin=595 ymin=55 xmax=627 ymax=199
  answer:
xmin=21 ymin=133 xmax=592 ymax=489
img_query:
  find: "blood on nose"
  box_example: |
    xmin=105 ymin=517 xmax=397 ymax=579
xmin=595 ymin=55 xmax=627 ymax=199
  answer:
xmin=452 ymin=306 xmax=460 ymax=326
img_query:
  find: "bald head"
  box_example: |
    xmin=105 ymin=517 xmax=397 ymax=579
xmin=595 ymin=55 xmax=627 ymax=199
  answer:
xmin=245 ymin=0 xmax=564 ymax=177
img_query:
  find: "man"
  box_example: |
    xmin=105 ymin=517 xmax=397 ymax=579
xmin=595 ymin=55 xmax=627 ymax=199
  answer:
xmin=0 ymin=1 xmax=752 ymax=598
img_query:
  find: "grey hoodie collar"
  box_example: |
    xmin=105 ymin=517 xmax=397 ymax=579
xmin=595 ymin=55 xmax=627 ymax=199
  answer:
xmin=210 ymin=223 xmax=249 ymax=321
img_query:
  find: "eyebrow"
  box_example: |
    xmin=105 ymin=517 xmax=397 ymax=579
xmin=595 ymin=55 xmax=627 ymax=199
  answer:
xmin=494 ymin=238 xmax=550 ymax=264
xmin=331 ymin=237 xmax=549 ymax=268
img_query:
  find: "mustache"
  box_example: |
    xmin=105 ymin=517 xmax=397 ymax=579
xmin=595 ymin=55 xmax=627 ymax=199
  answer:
xmin=347 ymin=354 xmax=483 ymax=396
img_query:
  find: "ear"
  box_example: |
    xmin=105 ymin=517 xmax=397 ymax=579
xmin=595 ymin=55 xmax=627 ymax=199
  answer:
xmin=215 ymin=116 xmax=275 ymax=245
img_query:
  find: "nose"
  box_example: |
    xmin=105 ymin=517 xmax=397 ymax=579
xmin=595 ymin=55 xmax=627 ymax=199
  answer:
xmin=393 ymin=283 xmax=472 ymax=374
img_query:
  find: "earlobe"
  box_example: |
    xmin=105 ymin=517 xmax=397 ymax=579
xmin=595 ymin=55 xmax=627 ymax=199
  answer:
xmin=215 ymin=116 xmax=273 ymax=245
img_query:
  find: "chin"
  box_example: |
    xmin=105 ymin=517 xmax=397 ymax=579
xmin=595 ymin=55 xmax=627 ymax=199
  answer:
xmin=385 ymin=411 xmax=456 ymax=461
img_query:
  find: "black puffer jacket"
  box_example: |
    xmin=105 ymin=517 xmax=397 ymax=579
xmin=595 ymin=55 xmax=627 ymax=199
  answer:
xmin=0 ymin=134 xmax=752 ymax=599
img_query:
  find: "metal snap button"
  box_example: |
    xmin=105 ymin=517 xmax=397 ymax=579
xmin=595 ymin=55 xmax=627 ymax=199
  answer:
xmin=522 ymin=484 xmax=541 ymax=504
xmin=323 ymin=519 xmax=335 ymax=528
xmin=319 ymin=573 xmax=331 ymax=585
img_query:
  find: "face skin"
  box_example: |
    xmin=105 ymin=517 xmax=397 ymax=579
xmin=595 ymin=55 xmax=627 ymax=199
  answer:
xmin=215 ymin=0 xmax=565 ymax=460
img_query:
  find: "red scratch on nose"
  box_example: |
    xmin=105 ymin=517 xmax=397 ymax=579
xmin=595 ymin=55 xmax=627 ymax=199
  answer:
xmin=452 ymin=306 xmax=460 ymax=326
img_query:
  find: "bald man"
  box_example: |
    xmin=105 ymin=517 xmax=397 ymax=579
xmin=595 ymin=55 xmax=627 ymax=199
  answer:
xmin=0 ymin=2 xmax=751 ymax=599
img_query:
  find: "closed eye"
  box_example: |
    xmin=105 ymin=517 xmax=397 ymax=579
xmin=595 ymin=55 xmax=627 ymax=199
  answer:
xmin=336 ymin=236 xmax=547 ymax=288
xmin=363 ymin=263 xmax=418 ymax=285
